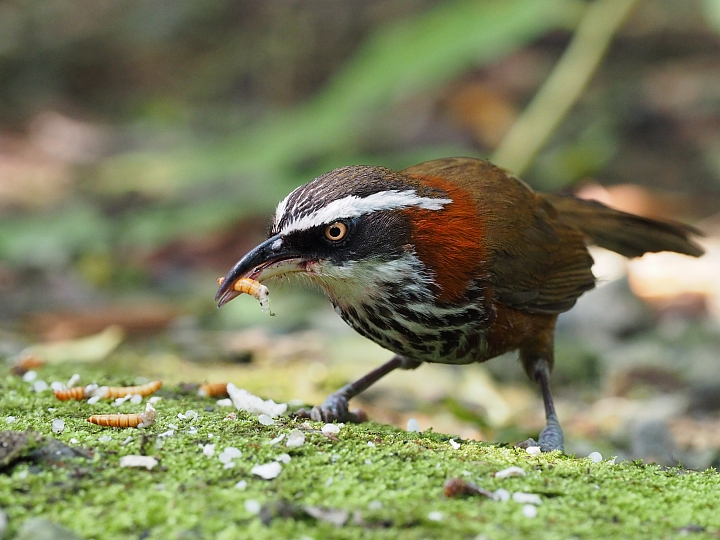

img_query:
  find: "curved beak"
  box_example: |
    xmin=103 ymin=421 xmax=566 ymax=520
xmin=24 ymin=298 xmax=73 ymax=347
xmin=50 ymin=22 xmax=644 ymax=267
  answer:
xmin=215 ymin=234 xmax=307 ymax=307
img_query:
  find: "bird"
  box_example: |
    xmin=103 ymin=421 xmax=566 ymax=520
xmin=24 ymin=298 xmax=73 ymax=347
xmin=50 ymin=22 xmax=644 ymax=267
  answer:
xmin=215 ymin=157 xmax=704 ymax=451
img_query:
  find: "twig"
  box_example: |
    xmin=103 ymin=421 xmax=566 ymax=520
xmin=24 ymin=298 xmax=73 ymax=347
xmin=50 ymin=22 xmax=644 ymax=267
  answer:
xmin=491 ymin=0 xmax=641 ymax=176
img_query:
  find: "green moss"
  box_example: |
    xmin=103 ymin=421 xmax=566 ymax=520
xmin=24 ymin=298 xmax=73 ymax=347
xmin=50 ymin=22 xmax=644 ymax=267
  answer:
xmin=1 ymin=365 xmax=719 ymax=539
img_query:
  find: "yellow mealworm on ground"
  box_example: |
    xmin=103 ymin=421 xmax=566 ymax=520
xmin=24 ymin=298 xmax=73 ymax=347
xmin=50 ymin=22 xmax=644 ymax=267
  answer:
xmin=53 ymin=386 xmax=88 ymax=401
xmin=197 ymin=382 xmax=229 ymax=398
xmin=94 ymin=381 xmax=163 ymax=399
xmin=88 ymin=403 xmax=157 ymax=428
xmin=217 ymin=277 xmax=274 ymax=315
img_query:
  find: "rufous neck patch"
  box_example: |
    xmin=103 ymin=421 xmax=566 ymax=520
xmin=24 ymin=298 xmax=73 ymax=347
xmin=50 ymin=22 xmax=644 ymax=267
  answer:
xmin=404 ymin=175 xmax=486 ymax=303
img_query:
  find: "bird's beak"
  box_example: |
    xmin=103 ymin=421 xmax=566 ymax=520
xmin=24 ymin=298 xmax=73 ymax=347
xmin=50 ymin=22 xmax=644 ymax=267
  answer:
xmin=215 ymin=233 xmax=306 ymax=307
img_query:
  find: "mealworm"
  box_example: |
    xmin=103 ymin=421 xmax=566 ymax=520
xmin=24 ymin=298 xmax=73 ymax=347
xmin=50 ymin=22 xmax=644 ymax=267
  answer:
xmin=217 ymin=277 xmax=273 ymax=315
xmin=198 ymin=382 xmax=229 ymax=398
xmin=94 ymin=381 xmax=163 ymax=399
xmin=11 ymin=354 xmax=45 ymax=376
xmin=88 ymin=403 xmax=157 ymax=428
xmin=54 ymin=386 xmax=88 ymax=401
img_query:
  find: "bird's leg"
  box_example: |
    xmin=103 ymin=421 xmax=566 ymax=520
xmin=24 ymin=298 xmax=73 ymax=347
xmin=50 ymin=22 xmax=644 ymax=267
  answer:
xmin=533 ymin=358 xmax=564 ymax=452
xmin=296 ymin=355 xmax=418 ymax=423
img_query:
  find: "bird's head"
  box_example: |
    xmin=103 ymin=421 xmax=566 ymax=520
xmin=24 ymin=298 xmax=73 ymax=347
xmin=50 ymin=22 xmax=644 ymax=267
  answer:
xmin=215 ymin=165 xmax=485 ymax=310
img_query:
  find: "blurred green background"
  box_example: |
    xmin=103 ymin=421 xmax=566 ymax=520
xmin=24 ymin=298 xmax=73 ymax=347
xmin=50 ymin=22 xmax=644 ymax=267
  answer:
xmin=2 ymin=0 xmax=720 ymax=461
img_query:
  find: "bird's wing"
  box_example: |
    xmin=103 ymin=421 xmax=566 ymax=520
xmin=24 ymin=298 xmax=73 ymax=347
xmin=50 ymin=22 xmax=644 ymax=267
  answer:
xmin=402 ymin=157 xmax=596 ymax=315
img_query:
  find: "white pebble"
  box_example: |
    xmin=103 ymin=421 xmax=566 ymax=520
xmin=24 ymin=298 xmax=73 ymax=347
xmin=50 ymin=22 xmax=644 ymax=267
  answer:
xmin=325 ymin=477 xmax=333 ymax=487
xmin=251 ymin=461 xmax=282 ymax=480
xmin=6 ymin=416 xmax=16 ymax=424
xmin=526 ymin=446 xmax=542 ymax=456
xmin=588 ymin=451 xmax=603 ymax=463
xmin=513 ymin=492 xmax=542 ymax=505
xmin=50 ymin=381 xmax=65 ymax=391
xmin=67 ymin=374 xmax=81 ymax=388
xmin=235 ymin=480 xmax=247 ymax=490
xmin=98 ymin=435 xmax=112 ymax=443
xmin=493 ymin=488 xmax=511 ymax=502
xmin=202 ymin=444 xmax=216 ymax=457
xmin=286 ymin=430 xmax=305 ymax=448
xmin=22 ymin=370 xmax=37 ymax=382
xmin=157 ymin=429 xmax=175 ymax=438
xmin=51 ymin=419 xmax=65 ymax=434
xmin=223 ymin=462 xmax=236 ymax=469
xmin=368 ymin=500 xmax=383 ymax=510
xmin=522 ymin=504 xmax=538 ymax=518
xmin=245 ymin=499 xmax=261 ymax=514
xmin=367 ymin=441 xmax=376 ymax=447
xmin=121 ymin=437 xmax=133 ymax=446
xmin=218 ymin=447 xmax=242 ymax=464
xmin=495 ymin=466 xmax=526 ymax=479
xmin=322 ymin=423 xmax=340 ymax=435
xmin=365 ymin=459 xmax=372 ymax=465
xmin=186 ymin=427 xmax=198 ymax=435
xmin=87 ymin=395 xmax=102 ymax=405
xmin=269 ymin=434 xmax=285 ymax=446
xmin=33 ymin=380 xmax=49 ymax=393
xmin=119 ymin=455 xmax=158 ymax=470
xmin=427 ymin=511 xmax=444 ymax=522
xmin=227 ymin=384 xmax=287 ymax=417
xmin=168 ymin=423 xmax=178 ymax=430
xmin=449 ymin=439 xmax=460 ymax=450
xmin=275 ymin=453 xmax=291 ymax=464
xmin=130 ymin=394 xmax=143 ymax=404
xmin=148 ymin=396 xmax=162 ymax=404
xmin=258 ymin=414 xmax=275 ymax=426
xmin=69 ymin=438 xmax=78 ymax=444
xmin=216 ymin=398 xmax=233 ymax=407
xmin=406 ymin=418 xmax=421 ymax=432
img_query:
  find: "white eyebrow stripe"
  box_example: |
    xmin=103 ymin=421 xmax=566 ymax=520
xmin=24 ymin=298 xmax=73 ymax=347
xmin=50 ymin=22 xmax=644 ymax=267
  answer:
xmin=279 ymin=190 xmax=452 ymax=235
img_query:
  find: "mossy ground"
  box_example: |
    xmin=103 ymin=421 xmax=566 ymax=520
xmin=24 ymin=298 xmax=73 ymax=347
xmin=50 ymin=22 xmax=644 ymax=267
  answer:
xmin=1 ymin=364 xmax=719 ymax=540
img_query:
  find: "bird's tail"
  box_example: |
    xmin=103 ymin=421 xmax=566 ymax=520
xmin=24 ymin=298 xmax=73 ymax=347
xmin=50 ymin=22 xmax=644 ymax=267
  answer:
xmin=543 ymin=194 xmax=705 ymax=258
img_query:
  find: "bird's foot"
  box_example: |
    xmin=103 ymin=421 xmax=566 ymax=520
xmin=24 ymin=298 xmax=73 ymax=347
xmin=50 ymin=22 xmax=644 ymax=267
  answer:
xmin=538 ymin=417 xmax=564 ymax=453
xmin=295 ymin=393 xmax=367 ymax=423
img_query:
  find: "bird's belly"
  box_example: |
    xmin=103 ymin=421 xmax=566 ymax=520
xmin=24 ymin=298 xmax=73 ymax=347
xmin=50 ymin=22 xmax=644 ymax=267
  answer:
xmin=335 ymin=301 xmax=491 ymax=365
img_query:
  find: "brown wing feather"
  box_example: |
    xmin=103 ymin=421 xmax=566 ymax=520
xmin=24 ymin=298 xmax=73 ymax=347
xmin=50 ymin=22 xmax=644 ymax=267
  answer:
xmin=402 ymin=158 xmax=596 ymax=315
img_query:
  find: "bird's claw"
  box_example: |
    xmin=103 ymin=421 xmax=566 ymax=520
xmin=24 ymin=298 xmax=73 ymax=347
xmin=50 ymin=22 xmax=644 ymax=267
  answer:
xmin=294 ymin=394 xmax=367 ymax=423
xmin=538 ymin=418 xmax=564 ymax=453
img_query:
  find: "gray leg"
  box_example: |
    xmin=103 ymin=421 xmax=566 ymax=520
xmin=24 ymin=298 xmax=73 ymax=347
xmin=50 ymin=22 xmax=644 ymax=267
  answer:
xmin=296 ymin=355 xmax=418 ymax=423
xmin=534 ymin=358 xmax=564 ymax=452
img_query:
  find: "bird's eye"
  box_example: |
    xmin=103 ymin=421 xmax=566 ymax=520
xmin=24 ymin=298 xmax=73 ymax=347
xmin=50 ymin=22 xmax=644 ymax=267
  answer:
xmin=324 ymin=221 xmax=348 ymax=242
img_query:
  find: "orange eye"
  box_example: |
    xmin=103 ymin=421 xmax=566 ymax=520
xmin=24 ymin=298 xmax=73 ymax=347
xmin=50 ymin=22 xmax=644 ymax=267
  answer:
xmin=325 ymin=221 xmax=348 ymax=242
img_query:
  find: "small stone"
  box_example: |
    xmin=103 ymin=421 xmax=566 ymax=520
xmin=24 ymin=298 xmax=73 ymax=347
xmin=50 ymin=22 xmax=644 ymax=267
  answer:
xmin=202 ymin=444 xmax=215 ymax=457
xmin=588 ymin=451 xmax=603 ymax=463
xmin=493 ymin=488 xmax=511 ymax=502
xmin=258 ymin=414 xmax=275 ymax=426
xmin=367 ymin=441 xmax=376 ymax=447
xmin=427 ymin=511 xmax=443 ymax=522
xmin=130 ymin=394 xmax=143 ymax=404
xmin=216 ymin=398 xmax=233 ymax=407
xmin=87 ymin=396 xmax=102 ymax=405
xmin=322 ymin=423 xmax=340 ymax=435
xmin=223 ymin=462 xmax=235 ymax=469
xmin=275 ymin=453 xmax=291 ymax=464
xmin=526 ymin=446 xmax=542 ymax=456
xmin=251 ymin=461 xmax=282 ymax=480
xmin=286 ymin=430 xmax=305 ymax=447
xmin=119 ymin=455 xmax=158 ymax=470
xmin=269 ymin=434 xmax=285 ymax=445
xmin=33 ymin=380 xmax=49 ymax=393
xmin=6 ymin=416 xmax=16 ymax=423
xmin=245 ymin=500 xmax=261 ymax=514
xmin=50 ymin=381 xmax=65 ymax=391
xmin=22 ymin=370 xmax=37 ymax=382
xmin=449 ymin=439 xmax=461 ymax=450
xmin=512 ymin=492 xmax=542 ymax=505
xmin=495 ymin=466 xmax=526 ymax=479
xmin=98 ymin=435 xmax=112 ymax=443
xmin=218 ymin=447 xmax=241 ymax=464
xmin=522 ymin=504 xmax=538 ymax=518
xmin=406 ymin=418 xmax=421 ymax=432
xmin=368 ymin=500 xmax=383 ymax=510
xmin=235 ymin=480 xmax=247 ymax=490
xmin=51 ymin=419 xmax=65 ymax=434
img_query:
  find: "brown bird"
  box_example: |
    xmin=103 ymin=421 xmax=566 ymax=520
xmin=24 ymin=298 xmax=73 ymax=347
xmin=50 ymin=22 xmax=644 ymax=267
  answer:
xmin=215 ymin=157 xmax=703 ymax=451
